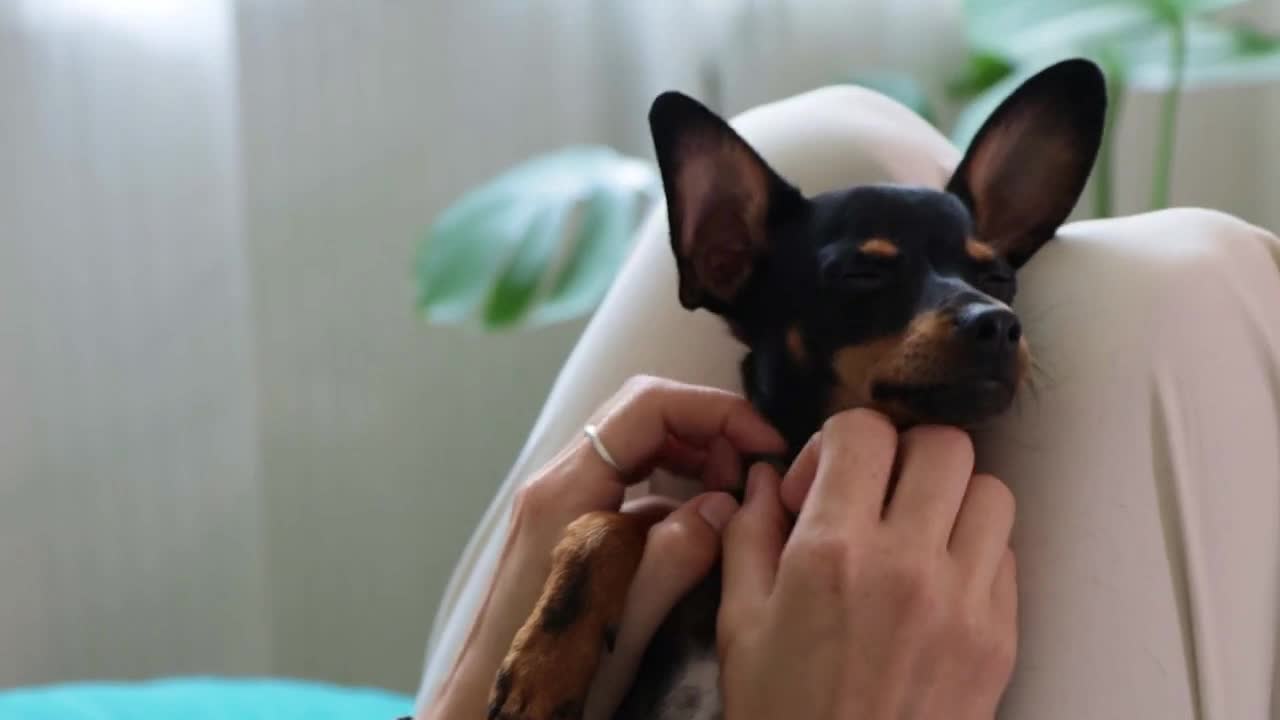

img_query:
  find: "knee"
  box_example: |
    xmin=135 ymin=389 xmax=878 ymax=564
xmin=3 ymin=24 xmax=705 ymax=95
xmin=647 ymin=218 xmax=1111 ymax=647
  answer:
xmin=1011 ymin=208 xmax=1279 ymax=373
xmin=732 ymin=85 xmax=959 ymax=192
xmin=1054 ymin=208 xmax=1279 ymax=310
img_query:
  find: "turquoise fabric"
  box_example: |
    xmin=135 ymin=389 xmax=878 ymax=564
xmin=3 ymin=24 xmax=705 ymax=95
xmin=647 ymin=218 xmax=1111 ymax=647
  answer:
xmin=0 ymin=677 xmax=412 ymax=719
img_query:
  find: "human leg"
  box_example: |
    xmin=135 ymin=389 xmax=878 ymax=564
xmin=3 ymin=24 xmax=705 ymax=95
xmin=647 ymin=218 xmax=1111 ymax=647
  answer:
xmin=979 ymin=208 xmax=1280 ymax=718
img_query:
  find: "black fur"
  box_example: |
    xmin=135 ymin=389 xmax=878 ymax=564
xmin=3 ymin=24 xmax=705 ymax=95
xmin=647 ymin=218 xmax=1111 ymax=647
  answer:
xmin=650 ymin=58 xmax=1106 ymax=455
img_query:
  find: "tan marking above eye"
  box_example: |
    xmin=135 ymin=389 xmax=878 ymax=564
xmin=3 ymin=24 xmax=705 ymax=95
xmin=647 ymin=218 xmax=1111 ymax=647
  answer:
xmin=858 ymin=238 xmax=900 ymax=258
xmin=966 ymin=238 xmax=997 ymax=263
xmin=786 ymin=326 xmax=808 ymax=366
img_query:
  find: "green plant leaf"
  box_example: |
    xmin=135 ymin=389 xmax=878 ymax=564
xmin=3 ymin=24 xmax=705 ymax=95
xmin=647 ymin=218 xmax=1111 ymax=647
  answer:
xmin=416 ymin=146 xmax=658 ymax=330
xmin=963 ymin=0 xmax=1252 ymax=62
xmin=1168 ymin=0 xmax=1250 ymax=12
xmin=848 ymin=71 xmax=937 ymax=124
xmin=946 ymin=51 xmax=1017 ymax=100
xmin=1120 ymin=21 xmax=1280 ymax=89
xmin=976 ymin=2 xmax=1162 ymax=60
xmin=481 ymin=200 xmax=568 ymax=328
xmin=964 ymin=0 xmax=1160 ymax=56
xmin=527 ymin=184 xmax=650 ymax=327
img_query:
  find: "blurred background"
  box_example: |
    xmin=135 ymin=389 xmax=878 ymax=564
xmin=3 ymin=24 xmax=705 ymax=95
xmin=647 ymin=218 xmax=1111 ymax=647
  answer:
xmin=2 ymin=0 xmax=1279 ymax=700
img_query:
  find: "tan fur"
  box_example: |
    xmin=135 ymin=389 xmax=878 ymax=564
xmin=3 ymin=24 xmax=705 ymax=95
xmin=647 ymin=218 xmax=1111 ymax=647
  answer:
xmin=829 ymin=312 xmax=964 ymax=421
xmin=490 ymin=511 xmax=654 ymax=719
xmin=829 ymin=310 xmax=1032 ymax=425
xmin=876 ymin=311 xmax=958 ymax=386
xmin=828 ymin=334 xmax=904 ymax=414
xmin=965 ymin=238 xmax=996 ymax=263
xmin=858 ymin=237 xmax=900 ymax=258
xmin=786 ymin=325 xmax=808 ymax=365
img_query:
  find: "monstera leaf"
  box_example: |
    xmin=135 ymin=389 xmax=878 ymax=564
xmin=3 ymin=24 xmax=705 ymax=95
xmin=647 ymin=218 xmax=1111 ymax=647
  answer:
xmin=1121 ymin=20 xmax=1280 ymax=90
xmin=417 ymin=146 xmax=659 ymax=330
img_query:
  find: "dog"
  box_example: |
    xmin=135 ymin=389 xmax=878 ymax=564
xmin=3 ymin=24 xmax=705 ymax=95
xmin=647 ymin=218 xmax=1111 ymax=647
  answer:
xmin=485 ymin=58 xmax=1107 ymax=720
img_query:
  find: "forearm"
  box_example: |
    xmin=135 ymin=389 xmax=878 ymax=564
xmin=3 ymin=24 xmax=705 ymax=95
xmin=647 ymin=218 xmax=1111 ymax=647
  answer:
xmin=425 ymin=532 xmax=550 ymax=719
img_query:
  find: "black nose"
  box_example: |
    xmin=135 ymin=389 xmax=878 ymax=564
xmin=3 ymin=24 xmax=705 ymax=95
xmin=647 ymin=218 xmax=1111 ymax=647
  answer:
xmin=956 ymin=304 xmax=1021 ymax=350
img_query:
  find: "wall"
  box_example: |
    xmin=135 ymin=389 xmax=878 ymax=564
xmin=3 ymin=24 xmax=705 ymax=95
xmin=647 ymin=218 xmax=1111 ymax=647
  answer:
xmin=232 ymin=3 xmax=593 ymax=689
xmin=0 ymin=0 xmax=271 ymax=685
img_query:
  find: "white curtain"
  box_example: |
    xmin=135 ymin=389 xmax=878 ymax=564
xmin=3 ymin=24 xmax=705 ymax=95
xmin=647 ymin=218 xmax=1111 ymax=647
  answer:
xmin=0 ymin=0 xmax=271 ymax=687
xmin=1 ymin=0 xmax=1276 ymax=693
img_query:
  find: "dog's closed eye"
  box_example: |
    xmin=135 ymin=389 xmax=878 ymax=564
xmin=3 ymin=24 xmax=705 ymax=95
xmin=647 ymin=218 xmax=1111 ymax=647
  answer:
xmin=819 ymin=242 xmax=901 ymax=293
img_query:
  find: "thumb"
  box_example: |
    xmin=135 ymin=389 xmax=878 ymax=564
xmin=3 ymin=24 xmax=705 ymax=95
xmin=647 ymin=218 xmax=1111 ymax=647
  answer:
xmin=583 ymin=492 xmax=737 ymax=720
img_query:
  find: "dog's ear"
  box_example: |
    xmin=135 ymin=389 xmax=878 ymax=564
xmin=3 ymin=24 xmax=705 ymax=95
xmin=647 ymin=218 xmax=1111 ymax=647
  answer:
xmin=649 ymin=91 xmax=804 ymax=311
xmin=946 ymin=59 xmax=1106 ymax=268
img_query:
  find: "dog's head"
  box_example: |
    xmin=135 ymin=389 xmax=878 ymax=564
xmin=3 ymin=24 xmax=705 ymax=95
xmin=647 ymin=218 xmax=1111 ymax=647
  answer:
xmin=649 ymin=59 xmax=1106 ymax=450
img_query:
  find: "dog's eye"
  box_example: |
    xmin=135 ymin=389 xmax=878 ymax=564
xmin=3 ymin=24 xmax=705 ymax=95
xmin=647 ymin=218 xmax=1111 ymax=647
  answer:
xmin=979 ymin=270 xmax=1016 ymax=299
xmin=840 ymin=266 xmax=892 ymax=292
xmin=818 ymin=244 xmax=899 ymax=293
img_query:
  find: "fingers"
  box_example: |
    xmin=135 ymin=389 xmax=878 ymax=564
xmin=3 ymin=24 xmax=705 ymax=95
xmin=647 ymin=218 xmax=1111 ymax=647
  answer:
xmin=779 ymin=432 xmax=820 ymax=514
xmin=703 ymin=435 xmax=743 ymax=492
xmin=949 ymin=473 xmax=1015 ymax=588
xmin=991 ymin=549 xmax=1018 ymax=668
xmin=883 ymin=426 xmax=974 ymax=547
xmin=583 ymin=492 xmax=738 ymax=720
xmin=594 ymin=378 xmax=786 ymax=478
xmin=721 ymin=464 xmax=789 ymax=633
xmin=793 ymin=409 xmax=897 ymax=535
xmin=527 ymin=378 xmax=781 ymax=524
xmin=992 ymin=550 xmax=1017 ymax=619
xmin=649 ymin=435 xmax=708 ymax=479
xmin=619 ymin=495 xmax=681 ymax=524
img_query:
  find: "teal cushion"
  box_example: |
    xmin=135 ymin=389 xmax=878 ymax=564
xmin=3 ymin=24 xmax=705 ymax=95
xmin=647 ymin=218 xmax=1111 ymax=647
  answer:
xmin=0 ymin=677 xmax=412 ymax=720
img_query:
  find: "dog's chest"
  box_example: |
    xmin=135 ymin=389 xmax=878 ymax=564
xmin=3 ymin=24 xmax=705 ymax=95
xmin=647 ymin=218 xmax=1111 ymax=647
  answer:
xmin=614 ymin=573 xmax=724 ymax=720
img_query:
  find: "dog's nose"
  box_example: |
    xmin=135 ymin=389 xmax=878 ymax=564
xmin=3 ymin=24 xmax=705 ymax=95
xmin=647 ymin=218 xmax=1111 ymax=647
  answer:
xmin=956 ymin=304 xmax=1021 ymax=350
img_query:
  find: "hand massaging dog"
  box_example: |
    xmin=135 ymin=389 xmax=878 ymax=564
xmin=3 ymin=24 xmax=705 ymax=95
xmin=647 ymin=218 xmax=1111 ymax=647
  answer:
xmin=486 ymin=58 xmax=1107 ymax=720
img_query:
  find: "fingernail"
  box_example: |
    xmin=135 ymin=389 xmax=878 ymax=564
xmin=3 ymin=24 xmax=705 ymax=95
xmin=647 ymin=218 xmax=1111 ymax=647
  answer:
xmin=698 ymin=493 xmax=739 ymax=531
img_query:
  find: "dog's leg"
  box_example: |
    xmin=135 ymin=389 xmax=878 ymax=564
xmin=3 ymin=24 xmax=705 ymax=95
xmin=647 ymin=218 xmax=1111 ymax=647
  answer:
xmin=488 ymin=511 xmax=652 ymax=720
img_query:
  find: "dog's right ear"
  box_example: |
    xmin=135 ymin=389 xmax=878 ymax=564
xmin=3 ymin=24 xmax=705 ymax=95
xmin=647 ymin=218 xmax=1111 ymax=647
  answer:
xmin=946 ymin=59 xmax=1107 ymax=268
xmin=649 ymin=92 xmax=804 ymax=312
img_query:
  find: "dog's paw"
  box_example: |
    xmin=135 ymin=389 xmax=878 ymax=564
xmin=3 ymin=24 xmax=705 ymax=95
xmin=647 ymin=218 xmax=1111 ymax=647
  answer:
xmin=487 ymin=630 xmax=596 ymax=720
xmin=487 ymin=511 xmax=648 ymax=720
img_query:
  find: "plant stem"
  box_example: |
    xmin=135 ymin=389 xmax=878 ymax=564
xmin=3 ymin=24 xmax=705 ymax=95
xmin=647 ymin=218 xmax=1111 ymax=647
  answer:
xmin=1094 ymin=54 xmax=1124 ymax=218
xmin=1151 ymin=17 xmax=1187 ymax=210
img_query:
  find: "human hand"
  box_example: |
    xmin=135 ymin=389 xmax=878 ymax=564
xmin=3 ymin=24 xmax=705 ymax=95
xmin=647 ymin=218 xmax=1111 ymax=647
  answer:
xmin=718 ymin=409 xmax=1018 ymax=720
xmin=427 ymin=376 xmax=784 ymax=720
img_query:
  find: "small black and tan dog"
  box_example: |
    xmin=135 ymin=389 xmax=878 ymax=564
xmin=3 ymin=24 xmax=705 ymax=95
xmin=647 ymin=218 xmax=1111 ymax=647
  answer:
xmin=487 ymin=58 xmax=1106 ymax=720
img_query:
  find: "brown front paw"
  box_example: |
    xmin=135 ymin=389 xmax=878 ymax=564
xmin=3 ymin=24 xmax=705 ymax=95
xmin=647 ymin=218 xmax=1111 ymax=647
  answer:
xmin=488 ymin=512 xmax=651 ymax=720
xmin=487 ymin=634 xmax=592 ymax=720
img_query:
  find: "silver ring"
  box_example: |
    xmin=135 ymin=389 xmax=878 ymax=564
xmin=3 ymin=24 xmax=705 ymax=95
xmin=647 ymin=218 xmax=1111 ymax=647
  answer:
xmin=583 ymin=424 xmax=622 ymax=472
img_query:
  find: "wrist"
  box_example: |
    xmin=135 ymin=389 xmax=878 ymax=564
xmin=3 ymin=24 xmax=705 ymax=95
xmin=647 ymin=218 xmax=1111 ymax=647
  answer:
xmin=426 ymin=534 xmax=551 ymax=720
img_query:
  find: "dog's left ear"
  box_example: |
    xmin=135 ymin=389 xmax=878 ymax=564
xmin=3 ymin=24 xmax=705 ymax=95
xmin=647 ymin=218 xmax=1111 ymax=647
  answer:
xmin=947 ymin=58 xmax=1107 ymax=268
xmin=649 ymin=91 xmax=804 ymax=312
